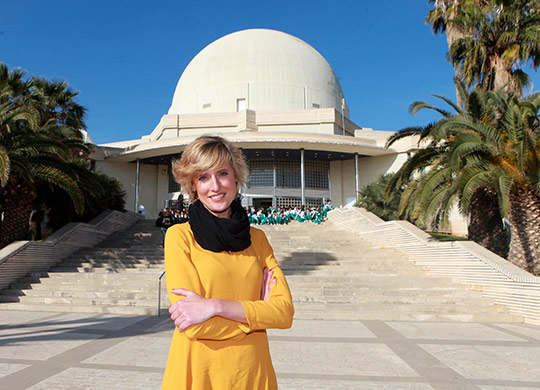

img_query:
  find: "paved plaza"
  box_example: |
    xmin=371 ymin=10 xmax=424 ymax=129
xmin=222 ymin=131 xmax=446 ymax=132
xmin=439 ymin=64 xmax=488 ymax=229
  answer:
xmin=1 ymin=311 xmax=540 ymax=389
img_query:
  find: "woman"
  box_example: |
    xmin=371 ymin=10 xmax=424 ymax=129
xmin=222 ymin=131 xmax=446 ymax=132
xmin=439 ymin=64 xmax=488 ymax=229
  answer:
xmin=162 ymin=135 xmax=294 ymax=390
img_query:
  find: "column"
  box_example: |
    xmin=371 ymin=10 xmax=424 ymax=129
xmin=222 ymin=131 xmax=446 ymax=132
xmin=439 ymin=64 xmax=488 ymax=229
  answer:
xmin=272 ymin=158 xmax=277 ymax=208
xmin=300 ymin=148 xmax=305 ymax=205
xmin=135 ymin=159 xmax=140 ymax=212
xmin=354 ymin=153 xmax=359 ymax=202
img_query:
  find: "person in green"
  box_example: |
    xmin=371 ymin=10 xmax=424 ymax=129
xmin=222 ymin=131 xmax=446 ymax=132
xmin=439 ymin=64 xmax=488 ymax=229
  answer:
xmin=257 ymin=209 xmax=268 ymax=225
xmin=296 ymin=206 xmax=306 ymax=222
xmin=321 ymin=199 xmax=333 ymax=219
xmin=248 ymin=213 xmax=256 ymax=225
xmin=312 ymin=208 xmax=323 ymax=224
xmin=268 ymin=211 xmax=277 ymax=225
xmin=277 ymin=211 xmax=285 ymax=225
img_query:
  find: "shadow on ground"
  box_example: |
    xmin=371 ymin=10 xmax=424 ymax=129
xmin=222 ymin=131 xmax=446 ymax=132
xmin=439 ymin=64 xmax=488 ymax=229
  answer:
xmin=0 ymin=314 xmax=171 ymax=347
xmin=278 ymin=251 xmax=338 ymax=275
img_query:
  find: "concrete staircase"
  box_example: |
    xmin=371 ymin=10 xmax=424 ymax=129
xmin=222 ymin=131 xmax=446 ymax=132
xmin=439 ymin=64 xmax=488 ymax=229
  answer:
xmin=260 ymin=223 xmax=521 ymax=322
xmin=0 ymin=220 xmax=164 ymax=315
xmin=328 ymin=207 xmax=540 ymax=324
xmin=0 ymin=217 xmax=525 ymax=322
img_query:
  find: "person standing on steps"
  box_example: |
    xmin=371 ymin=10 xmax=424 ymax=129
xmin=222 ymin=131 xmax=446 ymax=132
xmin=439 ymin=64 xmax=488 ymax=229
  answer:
xmin=162 ymin=135 xmax=294 ymax=390
xmin=160 ymin=209 xmax=174 ymax=246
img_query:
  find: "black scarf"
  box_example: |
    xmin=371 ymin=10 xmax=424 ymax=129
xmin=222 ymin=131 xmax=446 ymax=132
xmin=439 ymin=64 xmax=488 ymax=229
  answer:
xmin=188 ymin=198 xmax=251 ymax=253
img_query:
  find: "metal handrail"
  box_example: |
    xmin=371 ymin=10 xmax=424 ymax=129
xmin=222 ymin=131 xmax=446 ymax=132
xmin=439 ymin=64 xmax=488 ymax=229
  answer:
xmin=158 ymin=271 xmax=166 ymax=316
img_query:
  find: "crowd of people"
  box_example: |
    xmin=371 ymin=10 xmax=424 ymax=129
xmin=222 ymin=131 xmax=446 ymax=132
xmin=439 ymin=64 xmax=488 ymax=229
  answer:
xmin=156 ymin=200 xmax=333 ymax=245
xmin=156 ymin=208 xmax=190 ymax=227
xmin=246 ymin=200 xmax=333 ymax=225
xmin=157 ymin=200 xmax=333 ymax=228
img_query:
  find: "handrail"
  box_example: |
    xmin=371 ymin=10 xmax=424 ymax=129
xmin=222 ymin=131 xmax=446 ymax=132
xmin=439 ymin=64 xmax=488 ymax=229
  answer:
xmin=0 ymin=210 xmax=142 ymax=291
xmin=158 ymin=270 xmax=166 ymax=316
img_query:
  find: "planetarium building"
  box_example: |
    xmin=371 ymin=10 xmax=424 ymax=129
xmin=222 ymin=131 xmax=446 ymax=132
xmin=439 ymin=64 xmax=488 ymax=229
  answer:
xmin=92 ymin=29 xmax=416 ymax=218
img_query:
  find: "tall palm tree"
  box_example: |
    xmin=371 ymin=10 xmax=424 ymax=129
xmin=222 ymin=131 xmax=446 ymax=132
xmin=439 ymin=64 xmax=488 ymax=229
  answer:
xmin=449 ymin=0 xmax=540 ymax=94
xmin=445 ymin=90 xmax=540 ymax=273
xmin=387 ymin=86 xmax=540 ymax=273
xmin=427 ymin=0 xmax=540 ymax=96
xmin=386 ymin=81 xmax=509 ymax=258
xmin=426 ymin=0 xmax=470 ymax=107
xmin=0 ymin=63 xmax=127 ymax=247
xmin=0 ymin=64 xmax=87 ymax=244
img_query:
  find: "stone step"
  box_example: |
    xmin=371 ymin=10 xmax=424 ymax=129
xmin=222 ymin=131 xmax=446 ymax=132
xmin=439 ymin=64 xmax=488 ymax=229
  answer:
xmin=290 ymin=287 xmax=480 ymax=297
xmin=292 ymin=311 xmax=523 ymax=322
xmin=11 ymin=282 xmax=161 ymax=292
xmin=18 ymin=275 xmax=459 ymax=291
xmin=2 ymin=287 xmax=490 ymax=307
xmin=284 ymin=275 xmax=461 ymax=288
xmin=291 ymin=302 xmax=511 ymax=314
xmin=0 ymin=302 xmax=159 ymax=315
xmin=1 ymin=302 xmax=518 ymax=323
xmin=1 ymin=288 xmax=166 ymax=300
xmin=4 ymin=293 xmax=498 ymax=310
xmin=58 ymin=257 xmax=412 ymax=268
xmin=0 ymin=295 xmax=159 ymax=307
xmin=33 ymin=271 xmax=164 ymax=279
xmin=292 ymin=292 xmax=497 ymax=305
xmin=53 ymin=265 xmax=164 ymax=273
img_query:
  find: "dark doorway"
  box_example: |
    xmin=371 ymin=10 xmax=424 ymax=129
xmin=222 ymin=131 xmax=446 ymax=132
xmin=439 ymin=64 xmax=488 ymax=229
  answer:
xmin=253 ymin=198 xmax=273 ymax=210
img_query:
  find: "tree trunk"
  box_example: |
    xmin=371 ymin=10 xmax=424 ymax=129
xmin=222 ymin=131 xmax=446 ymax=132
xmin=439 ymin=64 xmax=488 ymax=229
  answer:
xmin=508 ymin=190 xmax=540 ymax=276
xmin=492 ymin=55 xmax=520 ymax=95
xmin=0 ymin=184 xmax=35 ymax=248
xmin=446 ymin=23 xmax=465 ymax=109
xmin=468 ymin=187 xmax=509 ymax=259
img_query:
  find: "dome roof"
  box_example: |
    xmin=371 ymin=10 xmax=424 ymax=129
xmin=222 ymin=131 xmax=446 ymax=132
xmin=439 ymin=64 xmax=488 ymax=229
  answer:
xmin=168 ymin=29 xmax=348 ymax=117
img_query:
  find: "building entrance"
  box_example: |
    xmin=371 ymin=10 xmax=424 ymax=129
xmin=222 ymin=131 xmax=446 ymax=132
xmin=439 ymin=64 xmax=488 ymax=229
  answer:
xmin=253 ymin=197 xmax=273 ymax=210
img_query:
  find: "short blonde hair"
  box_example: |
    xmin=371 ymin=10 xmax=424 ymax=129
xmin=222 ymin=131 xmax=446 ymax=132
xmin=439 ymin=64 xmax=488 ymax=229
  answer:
xmin=171 ymin=136 xmax=249 ymax=200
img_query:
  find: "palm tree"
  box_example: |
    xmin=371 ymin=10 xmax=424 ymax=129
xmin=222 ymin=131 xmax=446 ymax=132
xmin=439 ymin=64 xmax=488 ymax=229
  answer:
xmin=387 ymin=86 xmax=540 ymax=273
xmin=0 ymin=63 xmax=127 ymax=247
xmin=426 ymin=0 xmax=470 ymax=107
xmin=356 ymin=174 xmax=402 ymax=221
xmin=450 ymin=0 xmax=540 ymax=94
xmin=444 ymin=90 xmax=540 ymax=273
xmin=386 ymin=81 xmax=509 ymax=257
xmin=427 ymin=0 xmax=540 ymax=96
xmin=0 ymin=64 xmax=87 ymax=244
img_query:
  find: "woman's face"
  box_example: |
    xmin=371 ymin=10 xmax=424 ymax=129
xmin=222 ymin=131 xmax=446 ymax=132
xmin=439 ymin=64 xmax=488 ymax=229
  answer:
xmin=193 ymin=162 xmax=237 ymax=219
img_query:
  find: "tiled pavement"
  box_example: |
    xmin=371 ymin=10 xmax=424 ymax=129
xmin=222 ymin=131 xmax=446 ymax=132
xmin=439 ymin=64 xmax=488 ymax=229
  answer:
xmin=1 ymin=311 xmax=540 ymax=389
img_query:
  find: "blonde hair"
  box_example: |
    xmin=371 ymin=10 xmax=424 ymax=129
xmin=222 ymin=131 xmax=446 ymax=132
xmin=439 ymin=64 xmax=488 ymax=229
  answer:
xmin=171 ymin=136 xmax=249 ymax=200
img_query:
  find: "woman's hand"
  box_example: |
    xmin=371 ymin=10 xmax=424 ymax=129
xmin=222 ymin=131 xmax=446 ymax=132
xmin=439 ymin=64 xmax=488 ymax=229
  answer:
xmin=260 ymin=267 xmax=277 ymax=301
xmin=169 ymin=288 xmax=217 ymax=332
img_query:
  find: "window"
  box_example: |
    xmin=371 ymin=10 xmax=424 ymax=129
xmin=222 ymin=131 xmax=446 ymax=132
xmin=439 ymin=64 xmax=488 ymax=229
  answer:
xmin=236 ymin=98 xmax=247 ymax=112
xmin=276 ymin=160 xmax=300 ymax=188
xmin=248 ymin=158 xmax=329 ymax=190
xmin=248 ymin=160 xmax=273 ymax=187
xmin=312 ymin=103 xmax=320 ymax=109
xmin=305 ymin=197 xmax=324 ymax=208
xmin=305 ymin=161 xmax=329 ymax=189
xmin=276 ymin=197 xmax=322 ymax=208
xmin=277 ymin=197 xmax=302 ymax=208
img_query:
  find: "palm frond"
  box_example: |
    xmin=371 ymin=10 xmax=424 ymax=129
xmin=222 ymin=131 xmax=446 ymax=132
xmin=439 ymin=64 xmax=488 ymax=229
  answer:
xmin=33 ymin=165 xmax=85 ymax=214
xmin=385 ymin=127 xmax=424 ymax=148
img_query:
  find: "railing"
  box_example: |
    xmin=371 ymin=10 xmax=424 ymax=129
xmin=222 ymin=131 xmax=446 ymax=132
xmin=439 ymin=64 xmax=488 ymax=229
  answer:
xmin=0 ymin=210 xmax=143 ymax=292
xmin=329 ymin=207 xmax=540 ymax=324
xmin=158 ymin=271 xmax=166 ymax=316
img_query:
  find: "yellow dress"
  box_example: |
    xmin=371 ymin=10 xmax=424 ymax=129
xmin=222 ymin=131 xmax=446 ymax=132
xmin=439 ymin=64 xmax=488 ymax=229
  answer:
xmin=161 ymin=223 xmax=294 ymax=390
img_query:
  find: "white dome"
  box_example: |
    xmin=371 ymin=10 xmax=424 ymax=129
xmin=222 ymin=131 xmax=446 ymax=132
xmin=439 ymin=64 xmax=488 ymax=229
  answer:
xmin=168 ymin=29 xmax=348 ymax=117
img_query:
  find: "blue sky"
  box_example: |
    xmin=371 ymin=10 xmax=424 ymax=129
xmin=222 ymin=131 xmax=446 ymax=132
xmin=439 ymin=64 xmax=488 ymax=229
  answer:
xmin=2 ymin=0 xmax=539 ymax=145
